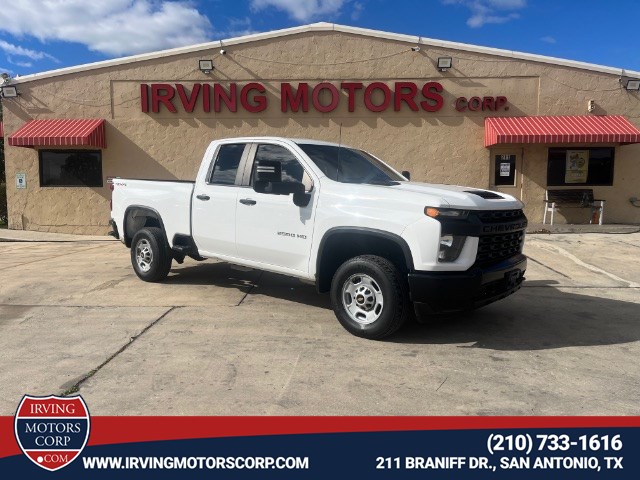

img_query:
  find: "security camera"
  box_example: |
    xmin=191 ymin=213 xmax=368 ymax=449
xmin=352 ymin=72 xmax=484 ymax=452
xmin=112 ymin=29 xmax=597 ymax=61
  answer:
xmin=220 ymin=49 xmax=227 ymax=55
xmin=411 ymin=46 xmax=420 ymax=52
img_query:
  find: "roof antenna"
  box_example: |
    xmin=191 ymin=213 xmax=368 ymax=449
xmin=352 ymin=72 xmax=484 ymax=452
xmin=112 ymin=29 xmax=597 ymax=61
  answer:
xmin=336 ymin=122 xmax=343 ymax=181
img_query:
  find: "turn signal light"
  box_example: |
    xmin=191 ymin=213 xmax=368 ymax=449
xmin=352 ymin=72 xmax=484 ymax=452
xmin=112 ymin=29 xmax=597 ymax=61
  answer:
xmin=425 ymin=207 xmax=440 ymax=218
xmin=424 ymin=207 xmax=469 ymax=219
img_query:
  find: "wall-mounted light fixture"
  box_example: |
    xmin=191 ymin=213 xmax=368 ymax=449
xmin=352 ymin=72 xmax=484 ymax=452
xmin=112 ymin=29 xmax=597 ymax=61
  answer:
xmin=411 ymin=46 xmax=421 ymax=52
xmin=624 ymin=79 xmax=640 ymax=91
xmin=0 ymin=72 xmax=10 ymax=85
xmin=437 ymin=56 xmax=453 ymax=72
xmin=199 ymin=59 xmax=214 ymax=74
xmin=0 ymin=85 xmax=19 ymax=98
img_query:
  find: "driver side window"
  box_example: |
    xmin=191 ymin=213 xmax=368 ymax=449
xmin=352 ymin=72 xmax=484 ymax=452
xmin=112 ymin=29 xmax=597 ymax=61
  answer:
xmin=252 ymin=144 xmax=313 ymax=192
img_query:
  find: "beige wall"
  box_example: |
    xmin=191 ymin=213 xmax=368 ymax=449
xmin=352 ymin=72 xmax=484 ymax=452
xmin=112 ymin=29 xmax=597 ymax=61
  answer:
xmin=3 ymin=30 xmax=640 ymax=234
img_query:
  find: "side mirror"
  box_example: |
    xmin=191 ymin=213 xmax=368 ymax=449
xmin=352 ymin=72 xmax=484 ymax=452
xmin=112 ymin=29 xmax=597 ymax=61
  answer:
xmin=292 ymin=183 xmax=311 ymax=207
xmin=253 ymin=159 xmax=311 ymax=206
xmin=401 ymin=170 xmax=411 ymax=181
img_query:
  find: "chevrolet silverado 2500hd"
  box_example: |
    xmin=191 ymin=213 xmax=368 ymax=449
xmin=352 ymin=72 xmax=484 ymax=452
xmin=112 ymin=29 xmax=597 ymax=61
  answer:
xmin=110 ymin=137 xmax=527 ymax=339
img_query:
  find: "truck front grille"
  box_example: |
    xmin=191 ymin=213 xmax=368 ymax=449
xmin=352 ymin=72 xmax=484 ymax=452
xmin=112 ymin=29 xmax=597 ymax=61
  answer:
xmin=476 ymin=209 xmax=524 ymax=222
xmin=476 ymin=231 xmax=525 ymax=264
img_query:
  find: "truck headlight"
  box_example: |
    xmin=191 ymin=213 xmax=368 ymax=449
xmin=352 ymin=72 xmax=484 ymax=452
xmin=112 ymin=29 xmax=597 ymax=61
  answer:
xmin=425 ymin=207 xmax=469 ymax=219
xmin=438 ymin=235 xmax=466 ymax=262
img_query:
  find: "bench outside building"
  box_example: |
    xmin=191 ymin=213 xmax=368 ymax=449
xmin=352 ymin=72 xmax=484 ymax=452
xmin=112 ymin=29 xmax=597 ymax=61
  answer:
xmin=543 ymin=189 xmax=605 ymax=225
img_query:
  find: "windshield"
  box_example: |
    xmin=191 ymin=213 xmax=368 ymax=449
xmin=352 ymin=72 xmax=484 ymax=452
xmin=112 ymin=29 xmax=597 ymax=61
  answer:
xmin=297 ymin=143 xmax=405 ymax=185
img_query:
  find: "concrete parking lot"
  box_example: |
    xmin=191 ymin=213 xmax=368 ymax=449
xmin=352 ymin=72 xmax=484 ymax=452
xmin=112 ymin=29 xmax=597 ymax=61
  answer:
xmin=0 ymin=232 xmax=638 ymax=415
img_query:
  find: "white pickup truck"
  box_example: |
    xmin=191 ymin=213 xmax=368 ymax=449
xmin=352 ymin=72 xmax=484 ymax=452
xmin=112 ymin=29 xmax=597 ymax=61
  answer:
xmin=110 ymin=137 xmax=527 ymax=339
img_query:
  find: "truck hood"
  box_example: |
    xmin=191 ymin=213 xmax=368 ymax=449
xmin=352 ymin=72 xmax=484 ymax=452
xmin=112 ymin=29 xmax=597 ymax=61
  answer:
xmin=372 ymin=181 xmax=523 ymax=210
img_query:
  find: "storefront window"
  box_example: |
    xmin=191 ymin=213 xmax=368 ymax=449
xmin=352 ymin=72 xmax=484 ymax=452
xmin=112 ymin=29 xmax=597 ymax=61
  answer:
xmin=547 ymin=147 xmax=614 ymax=186
xmin=39 ymin=150 xmax=103 ymax=187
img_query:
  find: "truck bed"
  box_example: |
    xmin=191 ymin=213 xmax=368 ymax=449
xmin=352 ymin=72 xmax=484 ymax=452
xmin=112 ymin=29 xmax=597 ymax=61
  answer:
xmin=111 ymin=178 xmax=195 ymax=246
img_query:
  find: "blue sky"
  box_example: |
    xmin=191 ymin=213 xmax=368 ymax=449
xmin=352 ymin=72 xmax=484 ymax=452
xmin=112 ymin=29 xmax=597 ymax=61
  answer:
xmin=0 ymin=0 xmax=639 ymax=78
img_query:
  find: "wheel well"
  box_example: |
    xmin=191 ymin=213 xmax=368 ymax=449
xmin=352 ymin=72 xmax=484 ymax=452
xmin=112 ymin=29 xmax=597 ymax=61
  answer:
xmin=316 ymin=230 xmax=413 ymax=293
xmin=123 ymin=207 xmax=164 ymax=247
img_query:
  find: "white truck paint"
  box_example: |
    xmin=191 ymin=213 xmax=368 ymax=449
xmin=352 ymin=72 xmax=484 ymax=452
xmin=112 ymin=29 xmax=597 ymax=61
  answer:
xmin=110 ymin=137 xmax=528 ymax=339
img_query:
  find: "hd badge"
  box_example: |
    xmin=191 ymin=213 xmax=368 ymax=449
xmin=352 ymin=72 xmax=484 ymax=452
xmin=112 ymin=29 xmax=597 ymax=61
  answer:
xmin=14 ymin=395 xmax=91 ymax=471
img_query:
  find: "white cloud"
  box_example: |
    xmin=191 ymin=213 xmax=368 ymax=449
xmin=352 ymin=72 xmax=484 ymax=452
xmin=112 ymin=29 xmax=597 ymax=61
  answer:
xmin=250 ymin=0 xmax=352 ymax=22
xmin=0 ymin=39 xmax=58 ymax=62
xmin=443 ymin=0 xmax=526 ymax=28
xmin=224 ymin=17 xmax=258 ymax=37
xmin=9 ymin=58 xmax=33 ymax=68
xmin=540 ymin=36 xmax=556 ymax=44
xmin=0 ymin=1 xmax=213 ymax=57
xmin=351 ymin=2 xmax=364 ymax=20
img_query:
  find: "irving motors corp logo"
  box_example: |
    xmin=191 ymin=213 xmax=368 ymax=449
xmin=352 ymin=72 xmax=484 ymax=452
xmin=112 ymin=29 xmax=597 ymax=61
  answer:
xmin=14 ymin=395 xmax=91 ymax=471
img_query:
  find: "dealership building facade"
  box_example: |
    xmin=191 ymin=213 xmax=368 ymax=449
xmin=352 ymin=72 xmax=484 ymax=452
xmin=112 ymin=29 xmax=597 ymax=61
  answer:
xmin=1 ymin=22 xmax=640 ymax=234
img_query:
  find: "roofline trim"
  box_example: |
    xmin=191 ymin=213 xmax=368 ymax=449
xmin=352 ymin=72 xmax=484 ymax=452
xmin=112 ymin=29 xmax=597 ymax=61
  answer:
xmin=10 ymin=22 xmax=640 ymax=84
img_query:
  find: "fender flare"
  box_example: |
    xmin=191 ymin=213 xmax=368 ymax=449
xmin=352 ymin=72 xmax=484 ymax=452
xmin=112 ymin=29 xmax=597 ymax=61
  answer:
xmin=315 ymin=227 xmax=415 ymax=292
xmin=123 ymin=205 xmax=166 ymax=247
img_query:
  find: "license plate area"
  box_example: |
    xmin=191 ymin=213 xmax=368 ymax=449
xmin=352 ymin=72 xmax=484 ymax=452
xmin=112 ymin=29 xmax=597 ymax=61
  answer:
xmin=505 ymin=269 xmax=522 ymax=289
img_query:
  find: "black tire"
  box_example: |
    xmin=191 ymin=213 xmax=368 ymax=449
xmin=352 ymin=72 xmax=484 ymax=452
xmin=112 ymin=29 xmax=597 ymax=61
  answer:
xmin=330 ymin=255 xmax=410 ymax=339
xmin=130 ymin=227 xmax=172 ymax=282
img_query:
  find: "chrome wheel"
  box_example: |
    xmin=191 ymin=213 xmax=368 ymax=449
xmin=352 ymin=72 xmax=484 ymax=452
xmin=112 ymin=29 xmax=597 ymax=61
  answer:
xmin=341 ymin=274 xmax=384 ymax=325
xmin=135 ymin=238 xmax=153 ymax=272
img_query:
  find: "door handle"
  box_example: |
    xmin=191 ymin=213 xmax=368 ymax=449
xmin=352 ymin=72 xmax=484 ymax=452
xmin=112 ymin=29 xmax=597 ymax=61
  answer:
xmin=239 ymin=198 xmax=257 ymax=206
xmin=196 ymin=194 xmax=210 ymax=201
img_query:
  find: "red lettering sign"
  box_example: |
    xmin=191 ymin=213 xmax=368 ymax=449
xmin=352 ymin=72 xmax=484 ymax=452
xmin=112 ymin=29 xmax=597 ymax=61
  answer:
xmin=140 ymin=84 xmax=149 ymax=112
xmin=312 ymin=83 xmax=340 ymax=113
xmin=455 ymin=95 xmax=509 ymax=112
xmin=421 ymin=82 xmax=444 ymax=112
xmin=240 ymin=83 xmax=267 ymax=113
xmin=394 ymin=82 xmax=419 ymax=111
xmin=141 ymin=82 xmax=506 ymax=114
xmin=151 ymin=84 xmax=177 ymax=113
xmin=364 ymin=82 xmax=392 ymax=112
xmin=281 ymin=83 xmax=309 ymax=112
xmin=214 ymin=84 xmax=237 ymax=112
xmin=341 ymin=82 xmax=363 ymax=112
xmin=176 ymin=84 xmax=201 ymax=113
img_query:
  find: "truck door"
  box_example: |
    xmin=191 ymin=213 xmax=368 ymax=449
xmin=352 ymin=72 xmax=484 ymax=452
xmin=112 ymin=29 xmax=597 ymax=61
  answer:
xmin=192 ymin=143 xmax=249 ymax=257
xmin=235 ymin=143 xmax=317 ymax=274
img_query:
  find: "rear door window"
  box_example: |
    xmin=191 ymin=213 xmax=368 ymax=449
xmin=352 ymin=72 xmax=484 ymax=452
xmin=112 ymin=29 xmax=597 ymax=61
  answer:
xmin=209 ymin=143 xmax=246 ymax=185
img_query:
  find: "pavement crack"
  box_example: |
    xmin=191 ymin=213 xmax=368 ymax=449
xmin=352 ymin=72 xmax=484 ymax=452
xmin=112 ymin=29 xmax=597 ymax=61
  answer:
xmin=436 ymin=377 xmax=448 ymax=392
xmin=529 ymin=240 xmax=640 ymax=287
xmin=236 ymin=271 xmax=263 ymax=306
xmin=0 ymin=245 xmax=105 ymax=271
xmin=88 ymin=276 xmax=129 ymax=292
xmin=527 ymin=257 xmax=570 ymax=278
xmin=60 ymin=306 xmax=178 ymax=396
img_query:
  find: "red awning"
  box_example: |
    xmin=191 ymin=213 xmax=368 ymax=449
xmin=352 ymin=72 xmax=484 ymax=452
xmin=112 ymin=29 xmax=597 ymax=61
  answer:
xmin=484 ymin=115 xmax=640 ymax=147
xmin=8 ymin=119 xmax=106 ymax=148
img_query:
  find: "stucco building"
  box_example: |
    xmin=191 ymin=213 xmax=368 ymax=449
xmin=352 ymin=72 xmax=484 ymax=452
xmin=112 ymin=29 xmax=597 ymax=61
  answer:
xmin=1 ymin=22 xmax=639 ymax=234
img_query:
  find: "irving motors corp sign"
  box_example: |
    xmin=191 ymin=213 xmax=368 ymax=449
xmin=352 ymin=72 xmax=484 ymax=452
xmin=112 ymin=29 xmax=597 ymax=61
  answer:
xmin=140 ymin=82 xmax=509 ymax=114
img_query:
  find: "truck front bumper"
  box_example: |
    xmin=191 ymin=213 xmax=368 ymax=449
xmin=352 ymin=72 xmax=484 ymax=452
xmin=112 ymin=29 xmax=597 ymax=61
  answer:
xmin=408 ymin=254 xmax=527 ymax=316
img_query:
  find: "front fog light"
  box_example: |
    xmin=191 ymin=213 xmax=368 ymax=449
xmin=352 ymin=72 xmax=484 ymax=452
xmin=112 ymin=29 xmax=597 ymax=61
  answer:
xmin=438 ymin=235 xmax=466 ymax=262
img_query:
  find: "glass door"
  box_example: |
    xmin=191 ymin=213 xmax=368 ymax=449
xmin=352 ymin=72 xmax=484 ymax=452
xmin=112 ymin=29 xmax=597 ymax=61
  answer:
xmin=489 ymin=149 xmax=522 ymax=199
